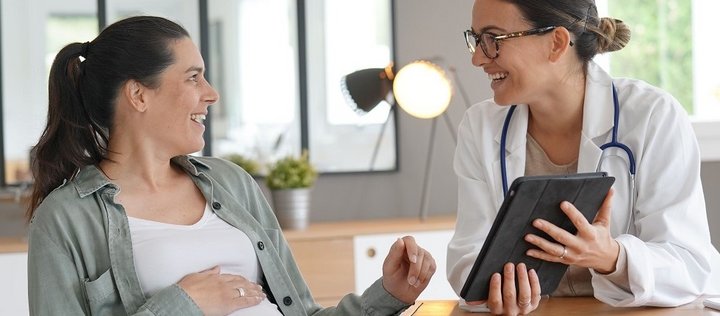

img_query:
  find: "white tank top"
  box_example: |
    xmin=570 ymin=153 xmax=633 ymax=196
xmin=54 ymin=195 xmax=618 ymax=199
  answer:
xmin=128 ymin=204 xmax=282 ymax=315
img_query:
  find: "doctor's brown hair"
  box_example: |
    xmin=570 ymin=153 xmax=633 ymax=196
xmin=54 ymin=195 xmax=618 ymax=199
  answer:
xmin=502 ymin=0 xmax=631 ymax=65
xmin=28 ymin=16 xmax=189 ymax=219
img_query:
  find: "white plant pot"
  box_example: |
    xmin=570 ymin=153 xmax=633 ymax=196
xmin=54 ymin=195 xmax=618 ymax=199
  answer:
xmin=271 ymin=188 xmax=311 ymax=230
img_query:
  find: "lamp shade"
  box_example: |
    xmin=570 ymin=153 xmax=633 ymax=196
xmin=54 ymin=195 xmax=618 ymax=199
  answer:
xmin=392 ymin=60 xmax=452 ymax=119
xmin=341 ymin=65 xmax=394 ymax=114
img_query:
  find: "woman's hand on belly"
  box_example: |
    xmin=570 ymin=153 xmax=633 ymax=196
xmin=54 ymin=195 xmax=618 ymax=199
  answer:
xmin=177 ymin=266 xmax=266 ymax=316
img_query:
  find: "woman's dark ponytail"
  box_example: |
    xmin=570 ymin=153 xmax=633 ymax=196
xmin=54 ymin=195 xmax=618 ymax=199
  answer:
xmin=28 ymin=42 xmax=106 ymax=218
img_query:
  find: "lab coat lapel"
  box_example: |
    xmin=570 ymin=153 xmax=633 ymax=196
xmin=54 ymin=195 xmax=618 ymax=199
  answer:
xmin=577 ymin=62 xmax=614 ymax=172
xmin=492 ymin=105 xmax=528 ymax=202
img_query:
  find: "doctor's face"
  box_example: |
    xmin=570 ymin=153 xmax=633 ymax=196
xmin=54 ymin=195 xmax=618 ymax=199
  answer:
xmin=470 ymin=0 xmax=556 ymax=106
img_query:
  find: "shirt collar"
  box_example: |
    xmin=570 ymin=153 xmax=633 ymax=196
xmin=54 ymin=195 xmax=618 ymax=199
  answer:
xmin=172 ymin=155 xmax=211 ymax=176
xmin=582 ymin=61 xmax=615 ymax=140
xmin=72 ymin=155 xmax=211 ymax=198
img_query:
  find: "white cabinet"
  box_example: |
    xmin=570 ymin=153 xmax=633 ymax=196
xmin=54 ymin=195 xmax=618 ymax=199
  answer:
xmin=0 ymin=252 xmax=28 ymax=315
xmin=353 ymin=230 xmax=457 ymax=300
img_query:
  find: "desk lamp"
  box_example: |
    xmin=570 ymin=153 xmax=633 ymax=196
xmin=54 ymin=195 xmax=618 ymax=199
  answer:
xmin=341 ymin=60 xmax=454 ymax=220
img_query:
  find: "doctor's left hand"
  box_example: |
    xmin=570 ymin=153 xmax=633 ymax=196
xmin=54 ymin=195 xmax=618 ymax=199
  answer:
xmin=524 ymin=189 xmax=620 ymax=274
xmin=382 ymin=236 xmax=437 ymax=304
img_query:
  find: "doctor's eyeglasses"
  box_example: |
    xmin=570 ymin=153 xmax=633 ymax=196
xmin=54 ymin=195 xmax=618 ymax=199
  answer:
xmin=463 ymin=26 xmax=557 ymax=58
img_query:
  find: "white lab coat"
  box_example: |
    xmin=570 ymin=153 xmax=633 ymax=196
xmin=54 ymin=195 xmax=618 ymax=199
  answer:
xmin=447 ymin=62 xmax=720 ymax=307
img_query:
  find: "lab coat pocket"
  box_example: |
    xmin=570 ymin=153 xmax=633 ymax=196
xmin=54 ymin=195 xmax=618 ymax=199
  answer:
xmin=83 ymin=268 xmax=122 ymax=314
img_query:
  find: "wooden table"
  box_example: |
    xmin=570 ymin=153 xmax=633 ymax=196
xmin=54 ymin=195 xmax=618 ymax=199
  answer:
xmin=405 ymin=297 xmax=720 ymax=315
xmin=0 ymin=237 xmax=26 ymax=253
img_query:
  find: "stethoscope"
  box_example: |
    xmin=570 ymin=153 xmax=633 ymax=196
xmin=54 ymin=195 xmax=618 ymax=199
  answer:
xmin=499 ymin=83 xmax=637 ymax=232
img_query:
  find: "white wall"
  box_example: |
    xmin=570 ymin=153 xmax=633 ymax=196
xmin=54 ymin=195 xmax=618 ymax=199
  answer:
xmin=702 ymin=163 xmax=720 ymax=249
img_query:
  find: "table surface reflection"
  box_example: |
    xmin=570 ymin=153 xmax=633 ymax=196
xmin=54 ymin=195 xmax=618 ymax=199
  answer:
xmin=404 ymin=297 xmax=720 ymax=316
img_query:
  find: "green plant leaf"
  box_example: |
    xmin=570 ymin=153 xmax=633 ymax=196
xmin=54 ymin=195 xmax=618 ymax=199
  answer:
xmin=266 ymin=151 xmax=317 ymax=190
xmin=224 ymin=154 xmax=260 ymax=176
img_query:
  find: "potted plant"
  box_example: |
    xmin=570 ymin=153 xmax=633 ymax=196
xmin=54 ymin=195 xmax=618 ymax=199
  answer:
xmin=265 ymin=151 xmax=317 ymax=230
xmin=225 ymin=153 xmax=261 ymax=176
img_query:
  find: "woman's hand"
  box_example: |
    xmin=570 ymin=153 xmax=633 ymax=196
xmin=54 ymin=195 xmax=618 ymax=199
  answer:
xmin=467 ymin=262 xmax=542 ymax=315
xmin=381 ymin=236 xmax=437 ymax=304
xmin=525 ymin=189 xmax=620 ymax=274
xmin=177 ymin=266 xmax=265 ymax=316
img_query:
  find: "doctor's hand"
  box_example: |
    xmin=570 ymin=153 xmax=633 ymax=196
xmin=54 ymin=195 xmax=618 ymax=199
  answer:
xmin=524 ymin=189 xmax=620 ymax=274
xmin=382 ymin=236 xmax=436 ymax=304
xmin=466 ymin=262 xmax=541 ymax=315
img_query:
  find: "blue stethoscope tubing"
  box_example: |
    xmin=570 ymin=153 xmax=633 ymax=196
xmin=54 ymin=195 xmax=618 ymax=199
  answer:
xmin=499 ymin=83 xmax=637 ymax=232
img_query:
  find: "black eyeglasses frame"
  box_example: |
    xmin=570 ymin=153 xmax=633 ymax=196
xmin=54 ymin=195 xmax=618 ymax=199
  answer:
xmin=463 ymin=26 xmax=558 ymax=58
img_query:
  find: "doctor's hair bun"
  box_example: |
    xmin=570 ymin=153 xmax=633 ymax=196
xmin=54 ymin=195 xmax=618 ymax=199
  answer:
xmin=596 ymin=17 xmax=631 ymax=53
xmin=505 ymin=0 xmax=632 ymax=64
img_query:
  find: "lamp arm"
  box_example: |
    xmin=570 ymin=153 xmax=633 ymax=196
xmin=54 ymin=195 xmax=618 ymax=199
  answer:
xmin=448 ymin=66 xmax=472 ymax=110
xmin=369 ymin=106 xmax=395 ymax=171
xmin=441 ymin=111 xmax=457 ymax=145
xmin=419 ymin=117 xmax=438 ymax=221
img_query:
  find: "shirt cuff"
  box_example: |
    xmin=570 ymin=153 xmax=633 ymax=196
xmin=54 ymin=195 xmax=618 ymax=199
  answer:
xmin=593 ymin=240 xmax=631 ymax=292
xmin=360 ymin=278 xmax=412 ymax=316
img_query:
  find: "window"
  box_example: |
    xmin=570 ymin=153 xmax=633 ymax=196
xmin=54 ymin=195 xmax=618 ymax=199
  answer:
xmin=207 ymin=0 xmax=397 ymax=174
xmin=208 ymin=0 xmax=302 ymax=172
xmin=597 ymin=0 xmax=720 ymax=160
xmin=598 ymin=0 xmax=720 ymax=118
xmin=106 ymin=1 xmax=200 ymax=40
xmin=1 ymin=0 xmax=98 ymax=185
xmin=305 ymin=0 xmax=396 ymax=172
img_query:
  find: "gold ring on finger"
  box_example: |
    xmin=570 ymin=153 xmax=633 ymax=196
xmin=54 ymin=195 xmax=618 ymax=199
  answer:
xmin=559 ymin=246 xmax=567 ymax=259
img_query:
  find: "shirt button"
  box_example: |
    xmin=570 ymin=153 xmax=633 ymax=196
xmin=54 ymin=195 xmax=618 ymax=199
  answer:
xmin=257 ymin=241 xmax=265 ymax=250
xmin=212 ymin=202 xmax=221 ymax=210
xmin=283 ymin=296 xmax=293 ymax=306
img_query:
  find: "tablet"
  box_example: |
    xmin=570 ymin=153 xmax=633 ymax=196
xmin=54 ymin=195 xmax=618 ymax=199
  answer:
xmin=460 ymin=172 xmax=615 ymax=301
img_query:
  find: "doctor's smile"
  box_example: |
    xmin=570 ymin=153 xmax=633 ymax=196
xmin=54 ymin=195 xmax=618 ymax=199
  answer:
xmin=487 ymin=72 xmax=509 ymax=90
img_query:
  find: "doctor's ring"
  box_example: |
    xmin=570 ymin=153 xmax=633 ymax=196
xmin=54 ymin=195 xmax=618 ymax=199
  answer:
xmin=559 ymin=246 xmax=568 ymax=259
xmin=236 ymin=287 xmax=246 ymax=298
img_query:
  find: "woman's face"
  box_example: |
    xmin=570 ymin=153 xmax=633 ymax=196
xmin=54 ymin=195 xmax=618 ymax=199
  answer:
xmin=470 ymin=0 xmax=554 ymax=105
xmin=142 ymin=37 xmax=219 ymax=156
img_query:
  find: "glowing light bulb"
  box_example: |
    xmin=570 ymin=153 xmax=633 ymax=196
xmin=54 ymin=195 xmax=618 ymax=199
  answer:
xmin=392 ymin=61 xmax=452 ymax=119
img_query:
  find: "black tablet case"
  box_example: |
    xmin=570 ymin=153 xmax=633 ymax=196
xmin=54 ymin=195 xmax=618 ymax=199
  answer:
xmin=460 ymin=172 xmax=615 ymax=301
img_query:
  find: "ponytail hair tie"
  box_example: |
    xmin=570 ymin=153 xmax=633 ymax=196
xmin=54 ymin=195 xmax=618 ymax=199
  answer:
xmin=80 ymin=42 xmax=91 ymax=58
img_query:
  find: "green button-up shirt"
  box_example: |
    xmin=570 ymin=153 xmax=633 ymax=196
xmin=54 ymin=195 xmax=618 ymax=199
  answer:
xmin=28 ymin=156 xmax=408 ymax=315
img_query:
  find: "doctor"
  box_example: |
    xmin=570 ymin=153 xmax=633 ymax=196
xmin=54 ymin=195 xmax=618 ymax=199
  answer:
xmin=447 ymin=0 xmax=720 ymax=315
